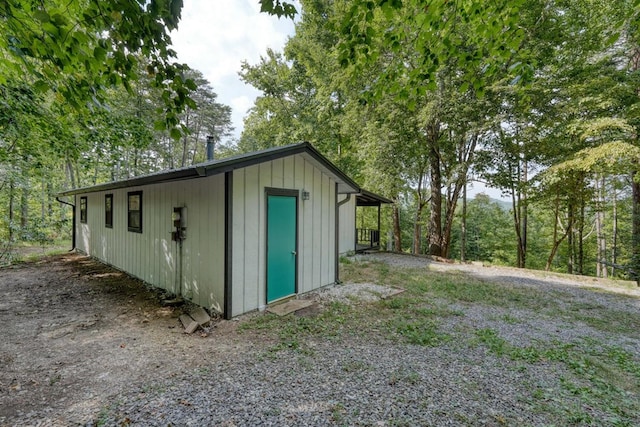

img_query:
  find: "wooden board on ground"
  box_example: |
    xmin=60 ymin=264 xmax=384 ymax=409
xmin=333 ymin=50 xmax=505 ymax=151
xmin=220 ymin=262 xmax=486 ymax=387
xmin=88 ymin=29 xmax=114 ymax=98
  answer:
xmin=267 ymin=299 xmax=315 ymax=316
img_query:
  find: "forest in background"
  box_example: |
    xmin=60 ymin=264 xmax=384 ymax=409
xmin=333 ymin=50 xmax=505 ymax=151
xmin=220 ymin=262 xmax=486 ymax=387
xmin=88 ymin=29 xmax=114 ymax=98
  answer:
xmin=240 ymin=0 xmax=640 ymax=280
xmin=1 ymin=0 xmax=639 ymax=282
xmin=0 ymin=58 xmax=234 ymax=259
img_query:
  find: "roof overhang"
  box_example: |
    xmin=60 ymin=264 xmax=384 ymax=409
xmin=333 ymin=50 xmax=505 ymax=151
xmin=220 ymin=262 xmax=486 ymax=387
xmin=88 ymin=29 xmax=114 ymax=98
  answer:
xmin=356 ymin=189 xmax=393 ymax=206
xmin=58 ymin=142 xmax=360 ymax=196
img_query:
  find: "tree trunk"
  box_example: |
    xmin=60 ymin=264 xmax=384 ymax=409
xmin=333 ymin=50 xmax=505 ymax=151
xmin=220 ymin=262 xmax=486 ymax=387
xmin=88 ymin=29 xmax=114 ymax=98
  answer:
xmin=181 ymin=109 xmax=191 ymax=167
xmin=66 ymin=160 xmax=77 ymax=189
xmin=20 ymin=182 xmax=28 ymax=230
xmin=461 ymin=181 xmax=467 ymax=262
xmin=412 ymin=174 xmax=427 ymax=255
xmin=578 ymin=194 xmax=585 ymax=275
xmin=47 ymin=180 xmax=53 ymax=220
xmin=612 ymin=185 xmax=618 ymax=277
xmin=595 ymin=176 xmax=607 ymax=278
xmin=41 ymin=176 xmax=46 ymax=221
xmin=191 ymin=120 xmax=203 ymax=165
xmin=8 ymin=179 xmax=15 ymax=242
xmin=546 ymin=196 xmax=571 ymax=271
xmin=567 ymin=200 xmax=574 ymax=274
xmin=520 ymin=159 xmax=528 ymax=268
xmin=412 ymin=221 xmax=421 ymax=254
xmin=631 ymin=172 xmax=640 ymax=284
xmin=511 ymin=178 xmax=526 ymax=269
xmin=428 ymin=145 xmax=442 ymax=256
xmin=392 ymin=202 xmax=402 ymax=252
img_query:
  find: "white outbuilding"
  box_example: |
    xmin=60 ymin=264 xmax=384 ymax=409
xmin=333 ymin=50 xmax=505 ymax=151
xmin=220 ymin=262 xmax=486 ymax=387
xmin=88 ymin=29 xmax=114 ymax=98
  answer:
xmin=59 ymin=142 xmax=379 ymax=318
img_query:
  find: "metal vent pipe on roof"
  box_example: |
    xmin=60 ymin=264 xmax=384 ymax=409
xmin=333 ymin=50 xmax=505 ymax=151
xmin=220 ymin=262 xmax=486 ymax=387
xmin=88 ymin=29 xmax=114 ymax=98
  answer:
xmin=206 ymin=135 xmax=214 ymax=161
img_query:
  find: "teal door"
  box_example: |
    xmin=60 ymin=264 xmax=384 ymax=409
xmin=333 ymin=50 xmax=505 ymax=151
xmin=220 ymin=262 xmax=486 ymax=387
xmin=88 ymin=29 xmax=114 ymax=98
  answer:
xmin=267 ymin=194 xmax=297 ymax=303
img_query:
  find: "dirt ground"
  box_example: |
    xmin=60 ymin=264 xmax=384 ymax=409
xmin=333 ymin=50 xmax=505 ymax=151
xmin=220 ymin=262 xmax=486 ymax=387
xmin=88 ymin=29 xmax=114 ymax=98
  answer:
xmin=2 ymin=253 xmax=638 ymax=426
xmin=0 ymin=253 xmax=252 ymax=426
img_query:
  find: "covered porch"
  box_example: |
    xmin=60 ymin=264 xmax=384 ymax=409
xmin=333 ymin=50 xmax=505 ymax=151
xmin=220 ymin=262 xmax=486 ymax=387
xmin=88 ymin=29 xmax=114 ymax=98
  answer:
xmin=355 ymin=190 xmax=392 ymax=253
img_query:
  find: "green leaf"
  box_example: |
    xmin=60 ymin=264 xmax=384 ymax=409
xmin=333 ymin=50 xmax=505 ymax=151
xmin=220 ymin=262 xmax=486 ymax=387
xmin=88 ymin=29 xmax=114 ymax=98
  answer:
xmin=170 ymin=127 xmax=182 ymax=140
xmin=33 ymin=80 xmax=50 ymax=93
xmin=33 ymin=10 xmax=50 ymax=23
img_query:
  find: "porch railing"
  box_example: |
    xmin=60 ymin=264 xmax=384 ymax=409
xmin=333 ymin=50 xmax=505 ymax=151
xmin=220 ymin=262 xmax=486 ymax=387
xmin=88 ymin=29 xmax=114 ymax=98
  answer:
xmin=356 ymin=228 xmax=380 ymax=251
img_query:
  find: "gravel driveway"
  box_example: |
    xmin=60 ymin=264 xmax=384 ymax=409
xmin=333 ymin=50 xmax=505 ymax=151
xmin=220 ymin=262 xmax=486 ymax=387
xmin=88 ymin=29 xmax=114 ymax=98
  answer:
xmin=2 ymin=253 xmax=639 ymax=426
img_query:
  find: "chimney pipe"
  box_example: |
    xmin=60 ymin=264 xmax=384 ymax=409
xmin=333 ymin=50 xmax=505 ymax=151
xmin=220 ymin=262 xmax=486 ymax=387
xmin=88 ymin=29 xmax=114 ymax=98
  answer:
xmin=206 ymin=135 xmax=214 ymax=161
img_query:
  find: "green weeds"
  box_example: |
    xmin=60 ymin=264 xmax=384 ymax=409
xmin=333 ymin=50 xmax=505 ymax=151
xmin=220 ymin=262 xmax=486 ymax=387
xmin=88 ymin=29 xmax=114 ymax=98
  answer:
xmin=475 ymin=328 xmax=640 ymax=425
xmin=241 ymin=258 xmax=640 ymax=425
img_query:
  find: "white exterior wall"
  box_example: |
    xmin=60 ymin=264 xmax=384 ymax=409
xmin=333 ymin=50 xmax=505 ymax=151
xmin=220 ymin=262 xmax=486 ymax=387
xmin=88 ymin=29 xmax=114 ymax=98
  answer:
xmin=338 ymin=195 xmax=356 ymax=254
xmin=75 ymin=174 xmax=226 ymax=313
xmin=231 ymin=154 xmax=337 ymax=316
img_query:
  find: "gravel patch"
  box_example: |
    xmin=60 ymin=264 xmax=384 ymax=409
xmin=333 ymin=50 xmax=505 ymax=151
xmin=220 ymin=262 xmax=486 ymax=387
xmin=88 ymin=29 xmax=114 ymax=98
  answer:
xmin=3 ymin=253 xmax=639 ymax=426
xmin=95 ymin=339 xmax=568 ymax=426
xmin=364 ymin=252 xmax=640 ymax=354
xmin=307 ymin=282 xmax=404 ymax=304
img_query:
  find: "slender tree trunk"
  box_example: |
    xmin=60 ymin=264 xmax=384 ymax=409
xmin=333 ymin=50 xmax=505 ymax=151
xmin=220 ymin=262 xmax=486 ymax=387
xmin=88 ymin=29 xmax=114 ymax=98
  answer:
xmin=520 ymin=158 xmax=528 ymax=268
xmin=8 ymin=179 xmax=15 ymax=242
xmin=511 ymin=175 xmax=527 ymax=268
xmin=20 ymin=181 xmax=28 ymax=230
xmin=47 ymin=181 xmax=53 ymax=220
xmin=595 ymin=176 xmax=607 ymax=278
xmin=413 ymin=207 xmax=422 ymax=255
xmin=511 ymin=182 xmax=523 ymax=268
xmin=66 ymin=160 xmax=77 ymax=189
xmin=133 ymin=148 xmax=139 ymax=176
xmin=461 ymin=181 xmax=467 ymax=262
xmin=578 ymin=194 xmax=585 ymax=275
xmin=628 ymin=39 xmax=640 ymax=284
xmin=181 ymin=109 xmax=191 ymax=167
xmin=567 ymin=200 xmax=574 ymax=274
xmin=612 ymin=185 xmax=618 ymax=277
xmin=191 ymin=121 xmax=203 ymax=165
xmin=428 ymin=146 xmax=442 ymax=256
xmin=546 ymin=196 xmax=560 ymax=271
xmin=546 ymin=195 xmax=571 ymax=271
xmin=392 ymin=202 xmax=402 ymax=252
xmin=412 ymin=175 xmax=427 ymax=254
xmin=631 ymin=172 xmax=640 ymax=284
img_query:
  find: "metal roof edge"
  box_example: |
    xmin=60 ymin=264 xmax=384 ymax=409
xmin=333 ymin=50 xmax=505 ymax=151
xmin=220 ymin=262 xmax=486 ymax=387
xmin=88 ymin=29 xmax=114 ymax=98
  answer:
xmin=358 ymin=189 xmax=393 ymax=204
xmin=57 ymin=142 xmax=361 ymax=196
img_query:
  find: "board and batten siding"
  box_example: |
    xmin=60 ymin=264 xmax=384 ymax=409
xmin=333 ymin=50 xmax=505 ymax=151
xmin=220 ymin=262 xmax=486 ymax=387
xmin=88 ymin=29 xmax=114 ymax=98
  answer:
xmin=75 ymin=174 xmax=226 ymax=312
xmin=231 ymin=154 xmax=337 ymax=316
xmin=338 ymin=195 xmax=356 ymax=254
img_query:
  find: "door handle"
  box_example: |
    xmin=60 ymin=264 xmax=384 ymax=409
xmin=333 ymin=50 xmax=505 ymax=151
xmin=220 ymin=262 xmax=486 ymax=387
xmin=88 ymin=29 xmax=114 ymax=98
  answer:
xmin=291 ymin=250 xmax=297 ymax=255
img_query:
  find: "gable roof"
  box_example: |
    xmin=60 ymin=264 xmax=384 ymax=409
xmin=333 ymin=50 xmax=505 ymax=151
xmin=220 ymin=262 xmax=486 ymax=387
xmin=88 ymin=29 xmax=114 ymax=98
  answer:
xmin=58 ymin=142 xmax=361 ymax=196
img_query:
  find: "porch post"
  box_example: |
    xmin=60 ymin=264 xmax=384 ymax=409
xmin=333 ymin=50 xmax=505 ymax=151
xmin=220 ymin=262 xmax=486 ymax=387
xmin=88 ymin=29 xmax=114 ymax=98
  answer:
xmin=377 ymin=202 xmax=381 ymax=248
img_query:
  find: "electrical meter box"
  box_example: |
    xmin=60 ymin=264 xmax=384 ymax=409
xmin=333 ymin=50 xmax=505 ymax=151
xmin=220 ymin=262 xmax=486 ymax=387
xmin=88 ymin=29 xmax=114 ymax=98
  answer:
xmin=171 ymin=206 xmax=187 ymax=241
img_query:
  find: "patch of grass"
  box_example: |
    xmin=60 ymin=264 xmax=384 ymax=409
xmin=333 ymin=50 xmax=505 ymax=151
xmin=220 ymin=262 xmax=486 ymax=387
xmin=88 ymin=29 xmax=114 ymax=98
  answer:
xmin=339 ymin=255 xmax=352 ymax=265
xmin=475 ymin=328 xmax=509 ymax=357
xmin=567 ymin=305 xmax=640 ymax=336
xmin=342 ymin=359 xmax=369 ymax=373
xmin=11 ymin=240 xmax=72 ymax=263
xmin=330 ymin=402 xmax=346 ymax=424
xmin=498 ymin=313 xmax=521 ymax=324
xmin=241 ymin=301 xmax=353 ymax=354
xmin=392 ymin=317 xmax=449 ymax=346
xmin=388 ymin=367 xmax=421 ymax=386
xmin=377 ymin=296 xmax=417 ymax=310
xmin=343 ymin=259 xmax=640 ymax=340
xmin=475 ymin=329 xmax=640 ymax=425
xmin=342 ymin=259 xmax=566 ymax=313
xmin=340 ymin=260 xmax=382 ymax=284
